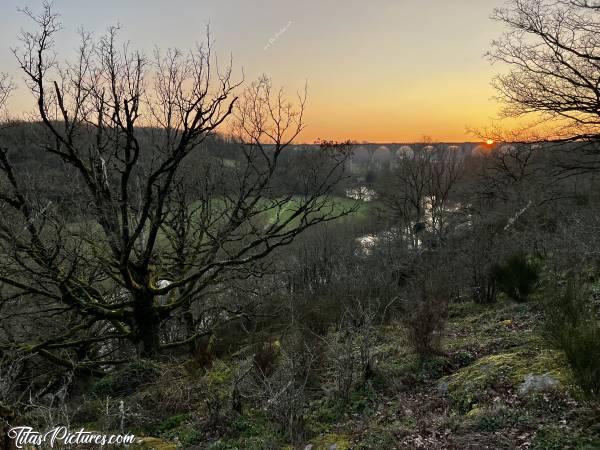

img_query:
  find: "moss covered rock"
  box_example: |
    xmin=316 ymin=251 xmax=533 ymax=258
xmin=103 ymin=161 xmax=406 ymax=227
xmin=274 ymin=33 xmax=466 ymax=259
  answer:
xmin=443 ymin=347 xmax=571 ymax=412
xmin=309 ymin=432 xmax=352 ymax=450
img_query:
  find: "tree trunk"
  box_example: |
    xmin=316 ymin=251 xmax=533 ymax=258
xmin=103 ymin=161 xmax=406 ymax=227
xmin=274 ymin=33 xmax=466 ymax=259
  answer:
xmin=183 ymin=305 xmax=196 ymax=354
xmin=133 ymin=292 xmax=161 ymax=358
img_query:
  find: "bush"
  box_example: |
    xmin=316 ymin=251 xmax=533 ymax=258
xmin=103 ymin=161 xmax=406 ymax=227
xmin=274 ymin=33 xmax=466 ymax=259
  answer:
xmin=238 ymin=332 xmax=316 ymax=445
xmin=402 ymin=271 xmax=450 ymax=357
xmin=326 ymin=300 xmax=380 ymax=402
xmin=544 ymin=282 xmax=600 ymax=401
xmin=492 ymin=253 xmax=539 ymax=302
xmin=91 ymin=360 xmax=162 ymax=397
xmin=158 ymin=413 xmax=190 ymax=433
xmin=202 ymin=359 xmax=235 ymax=427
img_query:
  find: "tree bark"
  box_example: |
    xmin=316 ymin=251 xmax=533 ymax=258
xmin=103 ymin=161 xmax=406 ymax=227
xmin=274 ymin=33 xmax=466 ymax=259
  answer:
xmin=133 ymin=293 xmax=161 ymax=358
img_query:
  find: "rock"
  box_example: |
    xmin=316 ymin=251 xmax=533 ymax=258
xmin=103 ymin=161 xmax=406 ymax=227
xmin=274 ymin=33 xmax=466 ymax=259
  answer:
xmin=310 ymin=433 xmax=350 ymax=450
xmin=444 ymin=349 xmax=568 ymax=412
xmin=304 ymin=445 xmax=314 ymax=450
xmin=466 ymin=406 xmax=483 ymax=418
xmin=518 ymin=373 xmax=560 ymax=395
xmin=437 ymin=380 xmax=449 ymax=396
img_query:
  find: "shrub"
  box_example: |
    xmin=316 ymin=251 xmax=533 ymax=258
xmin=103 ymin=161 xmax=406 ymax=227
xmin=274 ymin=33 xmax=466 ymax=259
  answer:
xmin=202 ymin=360 xmax=234 ymax=427
xmin=158 ymin=413 xmax=190 ymax=433
xmin=492 ymin=253 xmax=539 ymax=302
xmin=533 ymin=426 xmax=600 ymax=450
xmin=239 ymin=333 xmax=316 ymax=445
xmin=471 ymin=273 xmax=498 ymax=304
xmin=402 ymin=271 xmax=450 ymax=357
xmin=91 ymin=360 xmax=162 ymax=397
xmin=544 ymin=282 xmax=600 ymax=401
xmin=326 ymin=300 xmax=380 ymax=402
xmin=252 ymin=341 xmax=280 ymax=378
xmin=546 ymin=281 xmax=600 ymax=400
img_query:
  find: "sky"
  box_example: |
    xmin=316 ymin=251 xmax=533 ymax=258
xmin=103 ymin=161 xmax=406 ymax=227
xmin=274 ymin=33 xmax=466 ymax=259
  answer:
xmin=0 ymin=0 xmax=514 ymax=143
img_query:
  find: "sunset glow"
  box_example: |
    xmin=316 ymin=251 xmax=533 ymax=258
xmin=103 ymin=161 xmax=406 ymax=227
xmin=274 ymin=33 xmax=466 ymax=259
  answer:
xmin=0 ymin=0 xmax=515 ymax=142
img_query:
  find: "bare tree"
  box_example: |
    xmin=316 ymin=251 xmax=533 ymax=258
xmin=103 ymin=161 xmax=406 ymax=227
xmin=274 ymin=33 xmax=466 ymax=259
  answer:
xmin=0 ymin=3 xmax=352 ymax=370
xmin=0 ymin=75 xmax=13 ymax=113
xmin=377 ymin=146 xmax=464 ymax=248
xmin=489 ymin=0 xmax=600 ymax=140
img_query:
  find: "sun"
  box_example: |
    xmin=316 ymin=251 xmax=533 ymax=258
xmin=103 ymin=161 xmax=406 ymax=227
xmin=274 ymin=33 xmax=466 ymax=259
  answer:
xmin=486 ymin=139 xmax=495 ymax=145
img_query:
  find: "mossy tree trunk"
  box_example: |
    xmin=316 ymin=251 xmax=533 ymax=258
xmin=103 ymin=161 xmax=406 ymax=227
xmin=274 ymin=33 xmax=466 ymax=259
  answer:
xmin=133 ymin=291 xmax=162 ymax=358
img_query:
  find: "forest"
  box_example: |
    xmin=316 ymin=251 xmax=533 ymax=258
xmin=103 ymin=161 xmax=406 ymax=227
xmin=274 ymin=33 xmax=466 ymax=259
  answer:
xmin=2 ymin=0 xmax=600 ymax=449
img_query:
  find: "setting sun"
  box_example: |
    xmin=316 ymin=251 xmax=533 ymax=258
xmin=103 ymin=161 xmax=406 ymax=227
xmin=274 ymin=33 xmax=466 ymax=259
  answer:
xmin=486 ymin=139 xmax=495 ymax=145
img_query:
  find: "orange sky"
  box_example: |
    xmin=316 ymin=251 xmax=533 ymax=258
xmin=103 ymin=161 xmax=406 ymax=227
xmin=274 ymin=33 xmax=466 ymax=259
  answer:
xmin=0 ymin=0 xmax=515 ymax=143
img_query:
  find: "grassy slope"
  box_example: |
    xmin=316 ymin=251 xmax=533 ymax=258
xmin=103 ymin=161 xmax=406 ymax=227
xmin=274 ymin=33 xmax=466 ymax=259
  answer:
xmin=64 ymin=196 xmax=370 ymax=252
xmin=93 ymin=295 xmax=600 ymax=450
